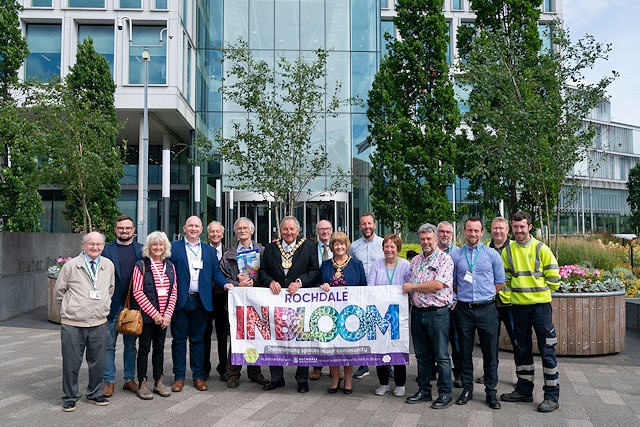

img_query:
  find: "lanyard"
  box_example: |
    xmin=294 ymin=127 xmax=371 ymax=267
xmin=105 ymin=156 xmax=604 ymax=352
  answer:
xmin=185 ymin=239 xmax=201 ymax=258
xmin=385 ymin=258 xmax=398 ymax=285
xmin=464 ymin=245 xmax=482 ymax=272
xmin=150 ymin=260 xmax=166 ymax=288
xmin=417 ymin=249 xmax=439 ymax=273
xmin=83 ymin=259 xmax=98 ymax=288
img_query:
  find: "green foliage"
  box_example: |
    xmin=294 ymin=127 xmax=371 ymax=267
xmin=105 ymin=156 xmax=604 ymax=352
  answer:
xmin=627 ymin=162 xmax=640 ymax=233
xmin=367 ymin=0 xmax=460 ymax=233
xmin=210 ymin=39 xmax=355 ymax=228
xmin=27 ymin=38 xmax=123 ymax=238
xmin=555 ymin=237 xmax=627 ymax=271
xmin=0 ymin=0 xmax=29 ymax=100
xmin=456 ymin=2 xmax=615 ymax=240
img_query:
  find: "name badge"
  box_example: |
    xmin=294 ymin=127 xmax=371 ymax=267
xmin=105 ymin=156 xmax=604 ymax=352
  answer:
xmin=192 ymin=260 xmax=203 ymax=269
xmin=157 ymin=288 xmax=168 ymax=297
xmin=464 ymin=271 xmax=473 ymax=283
xmin=89 ymin=290 xmax=101 ymax=300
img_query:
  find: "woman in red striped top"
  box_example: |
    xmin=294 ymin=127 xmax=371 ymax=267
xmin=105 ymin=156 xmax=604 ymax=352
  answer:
xmin=132 ymin=231 xmax=177 ymax=400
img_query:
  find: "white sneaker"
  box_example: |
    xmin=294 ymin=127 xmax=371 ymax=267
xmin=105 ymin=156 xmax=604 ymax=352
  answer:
xmin=393 ymin=386 xmax=406 ymax=397
xmin=374 ymin=384 xmax=390 ymax=396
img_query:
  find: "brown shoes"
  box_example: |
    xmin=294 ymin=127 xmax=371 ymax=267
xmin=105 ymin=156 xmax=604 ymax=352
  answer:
xmin=102 ymin=382 xmax=114 ymax=397
xmin=194 ymin=379 xmax=208 ymax=391
xmin=123 ymin=379 xmax=138 ymax=393
xmin=171 ymin=379 xmax=185 ymax=392
xmin=309 ymin=368 xmax=322 ymax=380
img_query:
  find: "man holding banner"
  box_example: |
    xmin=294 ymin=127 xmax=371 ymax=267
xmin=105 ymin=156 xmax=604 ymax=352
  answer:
xmin=258 ymin=216 xmax=320 ymax=393
xmin=403 ymin=223 xmax=455 ymax=409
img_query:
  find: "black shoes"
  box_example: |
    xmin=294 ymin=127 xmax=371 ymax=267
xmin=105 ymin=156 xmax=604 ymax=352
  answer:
xmin=298 ymin=381 xmax=309 ymax=393
xmin=62 ymin=401 xmax=76 ymax=412
xmin=453 ymin=377 xmax=463 ymax=389
xmin=538 ymin=399 xmax=559 ymax=412
xmin=486 ymin=395 xmax=501 ymax=409
xmin=328 ymin=379 xmax=342 ymax=394
xmin=263 ymin=380 xmax=286 ymax=391
xmin=456 ymin=390 xmax=473 ymax=405
xmin=500 ymin=390 xmax=534 ymax=402
xmin=405 ymin=390 xmax=432 ymax=404
xmin=431 ymin=395 xmax=453 ymax=409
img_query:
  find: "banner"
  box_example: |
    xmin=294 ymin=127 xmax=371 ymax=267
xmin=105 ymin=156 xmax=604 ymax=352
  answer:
xmin=228 ymin=286 xmax=409 ymax=367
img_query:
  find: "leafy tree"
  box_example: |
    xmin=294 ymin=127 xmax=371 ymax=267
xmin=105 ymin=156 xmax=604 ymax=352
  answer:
xmin=627 ymin=162 xmax=640 ymax=234
xmin=28 ymin=38 xmax=123 ymax=238
xmin=211 ymin=39 xmax=354 ymax=228
xmin=367 ymin=0 xmax=460 ymax=233
xmin=456 ymin=0 xmax=615 ymax=244
xmin=0 ymin=0 xmax=42 ymax=231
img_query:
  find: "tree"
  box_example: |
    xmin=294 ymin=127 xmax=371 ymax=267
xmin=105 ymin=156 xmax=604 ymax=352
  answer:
xmin=456 ymin=0 xmax=615 ymax=244
xmin=28 ymin=38 xmax=123 ymax=238
xmin=627 ymin=163 xmax=640 ymax=234
xmin=367 ymin=0 xmax=460 ymax=233
xmin=0 ymin=0 xmax=42 ymax=231
xmin=211 ymin=39 xmax=354 ymax=228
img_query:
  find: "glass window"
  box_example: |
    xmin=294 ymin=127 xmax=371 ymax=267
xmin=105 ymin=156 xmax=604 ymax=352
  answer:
xmin=538 ymin=24 xmax=552 ymax=52
xmin=128 ymin=26 xmax=168 ymax=85
xmin=275 ymin=0 xmax=299 ymax=50
xmin=381 ymin=20 xmax=394 ymax=57
xmin=301 ymin=0 xmax=325 ymax=50
xmin=185 ymin=41 xmax=192 ymax=103
xmin=224 ymin=0 xmax=249 ymax=44
xmin=326 ymin=51 xmax=350 ymax=113
xmin=78 ymin=25 xmax=114 ymax=75
xmin=120 ymin=0 xmax=141 ymax=8
xmin=351 ymin=0 xmax=377 ymax=51
xmin=351 ymin=52 xmax=376 ymax=112
xmin=68 ymin=0 xmax=104 ymax=7
xmin=32 ymin=0 xmax=52 ymax=6
xmin=544 ymin=0 xmax=555 ymax=13
xmin=452 ymin=0 xmax=463 ymax=10
xmin=26 ymin=24 xmax=61 ymax=81
xmin=154 ymin=0 xmax=168 ymax=9
xmin=197 ymin=0 xmax=223 ymax=49
xmin=250 ymin=0 xmax=275 ymax=50
xmin=327 ymin=0 xmax=349 ymax=51
xmin=196 ymin=49 xmax=222 ymax=112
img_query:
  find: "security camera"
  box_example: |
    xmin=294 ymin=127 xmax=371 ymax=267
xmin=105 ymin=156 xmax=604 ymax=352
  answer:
xmin=118 ymin=23 xmax=123 ymax=30
xmin=169 ymin=34 xmax=173 ymax=39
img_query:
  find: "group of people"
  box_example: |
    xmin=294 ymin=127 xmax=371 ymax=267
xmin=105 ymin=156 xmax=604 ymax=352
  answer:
xmin=53 ymin=211 xmax=561 ymax=414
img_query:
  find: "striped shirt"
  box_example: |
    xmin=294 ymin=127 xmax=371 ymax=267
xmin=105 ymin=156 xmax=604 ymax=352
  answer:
xmin=132 ymin=260 xmax=177 ymax=319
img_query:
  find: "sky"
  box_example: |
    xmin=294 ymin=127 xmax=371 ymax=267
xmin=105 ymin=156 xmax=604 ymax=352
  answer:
xmin=563 ymin=0 xmax=640 ymax=126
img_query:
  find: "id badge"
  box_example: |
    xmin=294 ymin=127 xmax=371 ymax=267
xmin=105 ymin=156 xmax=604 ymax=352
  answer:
xmin=464 ymin=271 xmax=473 ymax=283
xmin=89 ymin=290 xmax=101 ymax=300
xmin=192 ymin=260 xmax=203 ymax=269
xmin=157 ymin=288 xmax=168 ymax=297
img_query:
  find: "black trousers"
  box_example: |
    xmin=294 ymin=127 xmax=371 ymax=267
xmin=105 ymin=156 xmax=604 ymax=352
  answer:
xmin=204 ymin=291 xmax=230 ymax=377
xmin=455 ymin=302 xmax=499 ymax=396
xmin=137 ymin=321 xmax=167 ymax=382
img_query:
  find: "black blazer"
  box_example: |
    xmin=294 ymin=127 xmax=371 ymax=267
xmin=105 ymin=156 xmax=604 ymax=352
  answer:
xmin=258 ymin=239 xmax=320 ymax=288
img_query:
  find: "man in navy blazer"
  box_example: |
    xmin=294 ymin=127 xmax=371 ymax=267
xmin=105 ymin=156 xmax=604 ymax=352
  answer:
xmin=101 ymin=215 xmax=143 ymax=397
xmin=170 ymin=216 xmax=230 ymax=392
xmin=258 ymin=216 xmax=320 ymax=393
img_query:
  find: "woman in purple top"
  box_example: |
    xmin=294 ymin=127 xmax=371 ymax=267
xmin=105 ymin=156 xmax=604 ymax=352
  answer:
xmin=319 ymin=232 xmax=367 ymax=394
xmin=367 ymin=234 xmax=411 ymax=397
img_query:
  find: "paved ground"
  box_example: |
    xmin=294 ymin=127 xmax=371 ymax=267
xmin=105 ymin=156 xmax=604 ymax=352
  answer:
xmin=0 ymin=306 xmax=639 ymax=426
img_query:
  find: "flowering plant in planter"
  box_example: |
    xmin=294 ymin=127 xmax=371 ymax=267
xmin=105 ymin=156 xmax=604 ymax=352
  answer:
xmin=48 ymin=257 xmax=73 ymax=278
xmin=556 ymin=264 xmax=624 ymax=293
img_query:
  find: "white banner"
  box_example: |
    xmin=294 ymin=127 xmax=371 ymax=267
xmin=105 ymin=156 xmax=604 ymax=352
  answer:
xmin=228 ymin=286 xmax=409 ymax=366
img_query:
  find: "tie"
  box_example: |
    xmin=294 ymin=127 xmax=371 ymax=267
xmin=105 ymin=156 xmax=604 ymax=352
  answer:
xmin=285 ymin=245 xmax=292 ymax=253
xmin=90 ymin=260 xmax=96 ymax=274
xmin=323 ymin=244 xmax=329 ymax=260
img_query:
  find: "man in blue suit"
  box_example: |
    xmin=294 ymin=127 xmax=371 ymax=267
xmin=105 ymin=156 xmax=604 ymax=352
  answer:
xmin=170 ymin=216 xmax=230 ymax=392
xmin=101 ymin=215 xmax=143 ymax=397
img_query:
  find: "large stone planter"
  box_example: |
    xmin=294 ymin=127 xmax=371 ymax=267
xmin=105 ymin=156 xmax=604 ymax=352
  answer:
xmin=626 ymin=298 xmax=640 ymax=331
xmin=499 ymin=291 xmax=626 ymax=356
xmin=47 ymin=274 xmax=61 ymax=324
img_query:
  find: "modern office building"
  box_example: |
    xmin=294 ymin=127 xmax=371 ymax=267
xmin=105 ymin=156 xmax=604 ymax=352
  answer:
xmin=18 ymin=0 xmax=638 ymax=239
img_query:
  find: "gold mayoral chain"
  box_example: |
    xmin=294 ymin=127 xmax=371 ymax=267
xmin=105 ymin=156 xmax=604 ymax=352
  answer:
xmin=331 ymin=256 xmax=351 ymax=278
xmin=276 ymin=238 xmax=306 ymax=269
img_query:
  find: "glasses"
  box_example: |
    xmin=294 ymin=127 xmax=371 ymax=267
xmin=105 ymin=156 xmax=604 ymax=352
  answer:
xmin=116 ymin=227 xmax=134 ymax=231
xmin=83 ymin=242 xmax=104 ymax=247
xmin=235 ymin=227 xmax=252 ymax=231
xmin=316 ymin=227 xmax=332 ymax=232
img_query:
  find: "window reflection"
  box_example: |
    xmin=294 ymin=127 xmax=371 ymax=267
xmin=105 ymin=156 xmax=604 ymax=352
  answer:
xmin=78 ymin=25 xmax=114 ymax=75
xmin=26 ymin=24 xmax=61 ymax=81
xmin=128 ymin=26 xmax=168 ymax=85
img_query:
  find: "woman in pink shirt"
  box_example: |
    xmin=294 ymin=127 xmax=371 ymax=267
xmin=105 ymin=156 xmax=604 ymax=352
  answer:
xmin=132 ymin=231 xmax=177 ymax=400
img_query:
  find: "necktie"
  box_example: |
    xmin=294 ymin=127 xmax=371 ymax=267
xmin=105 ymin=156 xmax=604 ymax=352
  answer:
xmin=90 ymin=260 xmax=96 ymax=274
xmin=323 ymin=244 xmax=329 ymax=260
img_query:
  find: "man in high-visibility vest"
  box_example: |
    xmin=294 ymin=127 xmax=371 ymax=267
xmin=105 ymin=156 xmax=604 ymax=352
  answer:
xmin=499 ymin=211 xmax=561 ymax=413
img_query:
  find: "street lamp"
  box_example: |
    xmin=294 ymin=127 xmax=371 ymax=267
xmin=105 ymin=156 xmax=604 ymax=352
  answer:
xmin=119 ymin=17 xmax=172 ymax=243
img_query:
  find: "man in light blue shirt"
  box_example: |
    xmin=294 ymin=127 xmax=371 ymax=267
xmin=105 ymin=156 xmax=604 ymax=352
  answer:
xmin=451 ymin=217 xmax=506 ymax=410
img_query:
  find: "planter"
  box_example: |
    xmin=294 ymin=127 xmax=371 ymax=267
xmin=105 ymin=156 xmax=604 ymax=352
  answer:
xmin=626 ymin=298 xmax=640 ymax=331
xmin=499 ymin=291 xmax=626 ymax=356
xmin=47 ymin=274 xmax=61 ymax=324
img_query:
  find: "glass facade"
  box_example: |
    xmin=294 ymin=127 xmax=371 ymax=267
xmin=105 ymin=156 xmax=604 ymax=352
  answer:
xmin=26 ymin=24 xmax=62 ymax=81
xmin=32 ymin=0 xmax=52 ymax=6
xmin=128 ymin=26 xmax=168 ymax=85
xmin=78 ymin=25 xmax=114 ymax=75
xmin=68 ymin=0 xmax=104 ymax=7
xmin=119 ymin=0 xmax=141 ymax=8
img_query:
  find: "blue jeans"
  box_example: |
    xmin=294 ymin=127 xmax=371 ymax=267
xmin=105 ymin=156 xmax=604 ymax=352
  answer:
xmin=171 ymin=296 xmax=210 ymax=381
xmin=411 ymin=306 xmax=452 ymax=397
xmin=104 ymin=307 xmax=137 ymax=383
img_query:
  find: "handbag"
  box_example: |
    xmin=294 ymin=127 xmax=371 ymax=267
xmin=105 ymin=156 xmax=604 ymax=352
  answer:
xmin=115 ymin=261 xmax=144 ymax=336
